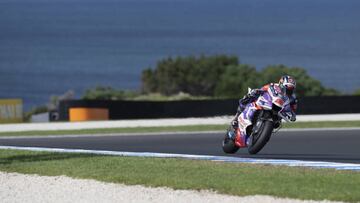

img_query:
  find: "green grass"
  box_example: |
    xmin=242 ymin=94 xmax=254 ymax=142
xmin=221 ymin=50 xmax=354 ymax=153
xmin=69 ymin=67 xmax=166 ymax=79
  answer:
xmin=0 ymin=125 xmax=224 ymax=137
xmin=283 ymin=120 xmax=360 ymax=129
xmin=0 ymin=149 xmax=359 ymax=202
xmin=0 ymin=120 xmax=360 ymax=137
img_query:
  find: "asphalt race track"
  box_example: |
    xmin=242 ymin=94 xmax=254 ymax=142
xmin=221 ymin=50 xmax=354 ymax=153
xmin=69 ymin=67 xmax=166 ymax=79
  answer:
xmin=0 ymin=129 xmax=359 ymax=164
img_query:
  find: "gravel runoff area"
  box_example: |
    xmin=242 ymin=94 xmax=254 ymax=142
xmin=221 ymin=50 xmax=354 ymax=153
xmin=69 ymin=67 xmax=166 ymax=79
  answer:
xmin=0 ymin=172 xmax=342 ymax=203
xmin=1 ymin=113 xmax=360 ymax=132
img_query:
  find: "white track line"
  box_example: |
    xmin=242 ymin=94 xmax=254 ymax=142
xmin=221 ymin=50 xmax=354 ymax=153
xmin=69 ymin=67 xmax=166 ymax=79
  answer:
xmin=1 ymin=146 xmax=359 ymax=171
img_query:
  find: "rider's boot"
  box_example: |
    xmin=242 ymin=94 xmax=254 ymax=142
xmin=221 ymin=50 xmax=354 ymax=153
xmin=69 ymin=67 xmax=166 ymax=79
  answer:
xmin=273 ymin=120 xmax=281 ymax=129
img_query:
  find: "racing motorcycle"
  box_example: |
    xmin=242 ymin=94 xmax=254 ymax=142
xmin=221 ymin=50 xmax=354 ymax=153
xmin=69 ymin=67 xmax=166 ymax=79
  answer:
xmin=222 ymin=86 xmax=295 ymax=154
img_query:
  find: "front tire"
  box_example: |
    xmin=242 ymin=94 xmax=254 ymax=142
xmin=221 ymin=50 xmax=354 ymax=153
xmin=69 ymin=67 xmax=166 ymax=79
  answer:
xmin=222 ymin=130 xmax=239 ymax=154
xmin=247 ymin=120 xmax=273 ymax=154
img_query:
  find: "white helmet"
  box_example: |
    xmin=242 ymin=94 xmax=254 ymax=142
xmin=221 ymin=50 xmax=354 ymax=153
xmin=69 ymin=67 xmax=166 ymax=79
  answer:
xmin=279 ymin=75 xmax=296 ymax=95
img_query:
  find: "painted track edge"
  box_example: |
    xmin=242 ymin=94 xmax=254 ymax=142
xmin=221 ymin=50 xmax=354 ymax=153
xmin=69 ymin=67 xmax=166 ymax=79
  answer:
xmin=1 ymin=145 xmax=359 ymax=171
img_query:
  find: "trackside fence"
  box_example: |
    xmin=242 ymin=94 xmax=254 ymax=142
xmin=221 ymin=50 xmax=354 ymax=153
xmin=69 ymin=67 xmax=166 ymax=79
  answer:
xmin=55 ymin=96 xmax=360 ymax=121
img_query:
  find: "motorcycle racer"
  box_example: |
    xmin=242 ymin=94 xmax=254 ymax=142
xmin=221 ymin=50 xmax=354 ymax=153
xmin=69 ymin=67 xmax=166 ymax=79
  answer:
xmin=232 ymin=75 xmax=298 ymax=127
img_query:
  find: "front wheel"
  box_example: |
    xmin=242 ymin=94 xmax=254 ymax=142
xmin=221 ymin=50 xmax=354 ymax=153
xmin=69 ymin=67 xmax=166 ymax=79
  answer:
xmin=222 ymin=130 xmax=239 ymax=154
xmin=247 ymin=120 xmax=273 ymax=154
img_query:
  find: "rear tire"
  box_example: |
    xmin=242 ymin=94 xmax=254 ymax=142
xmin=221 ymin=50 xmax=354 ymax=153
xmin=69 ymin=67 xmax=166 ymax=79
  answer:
xmin=222 ymin=130 xmax=239 ymax=154
xmin=247 ymin=120 xmax=273 ymax=154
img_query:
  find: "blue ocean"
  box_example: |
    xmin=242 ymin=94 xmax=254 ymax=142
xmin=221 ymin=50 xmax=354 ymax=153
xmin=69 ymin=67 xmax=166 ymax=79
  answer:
xmin=1 ymin=0 xmax=360 ymax=110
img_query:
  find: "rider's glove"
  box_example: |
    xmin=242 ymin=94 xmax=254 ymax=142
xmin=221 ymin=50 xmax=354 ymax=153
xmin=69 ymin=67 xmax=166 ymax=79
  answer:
xmin=248 ymin=89 xmax=262 ymax=98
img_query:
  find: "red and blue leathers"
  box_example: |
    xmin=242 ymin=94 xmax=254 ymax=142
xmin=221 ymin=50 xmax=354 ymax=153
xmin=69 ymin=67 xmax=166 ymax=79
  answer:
xmin=234 ymin=83 xmax=298 ymax=123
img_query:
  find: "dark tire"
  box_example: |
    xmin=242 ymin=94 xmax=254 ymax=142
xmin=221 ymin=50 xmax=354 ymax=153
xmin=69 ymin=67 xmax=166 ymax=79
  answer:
xmin=222 ymin=130 xmax=239 ymax=154
xmin=247 ymin=120 xmax=273 ymax=154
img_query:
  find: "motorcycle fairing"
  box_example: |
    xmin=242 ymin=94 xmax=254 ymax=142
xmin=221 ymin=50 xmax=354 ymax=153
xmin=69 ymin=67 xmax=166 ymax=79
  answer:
xmin=235 ymin=86 xmax=290 ymax=148
xmin=235 ymin=102 xmax=258 ymax=148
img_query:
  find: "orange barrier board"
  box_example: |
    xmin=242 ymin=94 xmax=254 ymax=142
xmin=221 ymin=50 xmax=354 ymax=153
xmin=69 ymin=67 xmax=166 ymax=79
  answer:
xmin=69 ymin=108 xmax=109 ymax=122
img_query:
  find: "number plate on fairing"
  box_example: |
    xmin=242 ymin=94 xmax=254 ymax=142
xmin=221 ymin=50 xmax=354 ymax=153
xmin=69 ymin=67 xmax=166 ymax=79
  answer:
xmin=256 ymin=95 xmax=272 ymax=110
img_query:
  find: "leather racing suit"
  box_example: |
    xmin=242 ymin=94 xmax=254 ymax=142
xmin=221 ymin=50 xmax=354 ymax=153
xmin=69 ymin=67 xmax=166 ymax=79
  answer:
xmin=233 ymin=83 xmax=298 ymax=125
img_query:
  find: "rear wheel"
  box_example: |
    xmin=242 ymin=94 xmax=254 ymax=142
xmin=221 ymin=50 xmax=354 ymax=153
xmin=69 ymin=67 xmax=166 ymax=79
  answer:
xmin=247 ymin=120 xmax=273 ymax=154
xmin=222 ymin=129 xmax=239 ymax=154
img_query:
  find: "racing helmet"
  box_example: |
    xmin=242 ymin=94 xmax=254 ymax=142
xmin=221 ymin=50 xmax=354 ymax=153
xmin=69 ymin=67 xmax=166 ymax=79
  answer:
xmin=279 ymin=75 xmax=296 ymax=95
